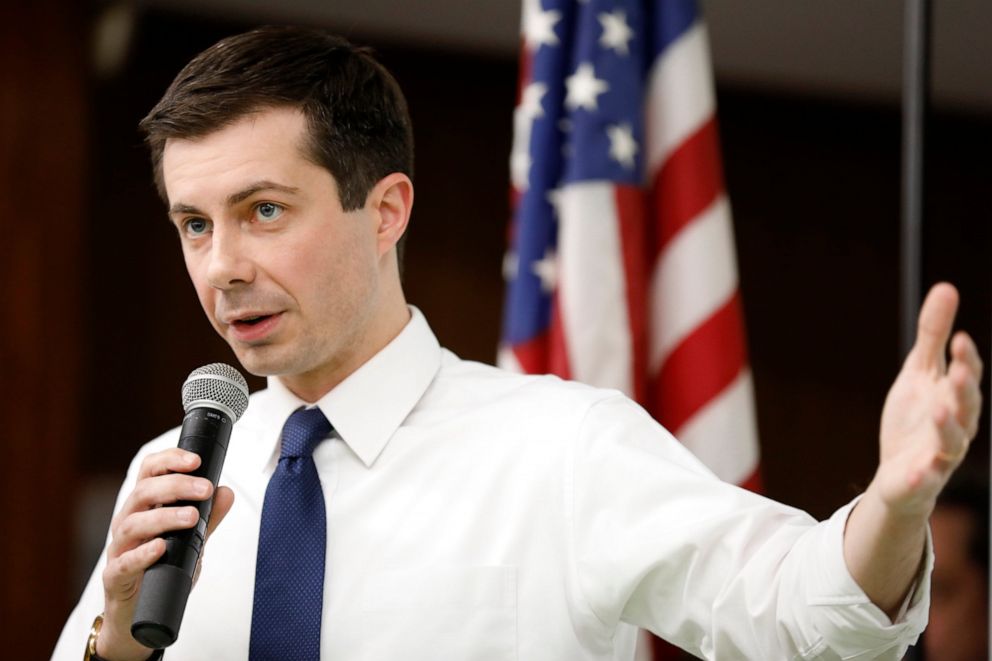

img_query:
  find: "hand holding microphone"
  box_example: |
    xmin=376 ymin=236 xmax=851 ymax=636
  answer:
xmin=97 ymin=364 xmax=249 ymax=660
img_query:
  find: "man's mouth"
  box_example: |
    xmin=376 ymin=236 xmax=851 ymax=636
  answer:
xmin=222 ymin=310 xmax=285 ymax=342
xmin=234 ymin=314 xmax=272 ymax=327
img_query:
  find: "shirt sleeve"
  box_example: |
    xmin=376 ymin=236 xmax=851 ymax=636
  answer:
xmin=567 ymin=394 xmax=930 ymax=660
xmin=791 ymin=500 xmax=931 ymax=660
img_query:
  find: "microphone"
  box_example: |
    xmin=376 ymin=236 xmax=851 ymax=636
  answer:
xmin=131 ymin=363 xmax=250 ymax=649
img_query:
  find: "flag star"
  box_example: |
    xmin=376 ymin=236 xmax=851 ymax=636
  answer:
xmin=606 ymin=123 xmax=638 ymax=169
xmin=598 ymin=10 xmax=634 ymax=55
xmin=522 ymin=0 xmax=561 ymax=49
xmin=519 ymin=82 xmax=547 ymax=120
xmin=565 ymin=63 xmax=609 ymax=111
xmin=510 ymin=82 xmax=547 ymax=190
xmin=510 ymin=150 xmax=532 ymax=190
xmin=531 ymin=248 xmax=558 ymax=292
xmin=502 ymin=251 xmax=520 ymax=281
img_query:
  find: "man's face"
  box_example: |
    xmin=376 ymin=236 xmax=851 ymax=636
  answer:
xmin=926 ymin=504 xmax=988 ymax=661
xmin=162 ymin=106 xmax=391 ymax=399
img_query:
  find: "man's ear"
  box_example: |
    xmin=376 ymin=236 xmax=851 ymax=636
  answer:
xmin=366 ymin=173 xmax=413 ymax=258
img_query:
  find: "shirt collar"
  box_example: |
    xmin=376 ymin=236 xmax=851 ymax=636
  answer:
xmin=254 ymin=306 xmax=442 ymax=470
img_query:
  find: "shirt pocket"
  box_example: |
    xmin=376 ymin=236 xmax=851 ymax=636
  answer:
xmin=360 ymin=565 xmax=517 ymax=661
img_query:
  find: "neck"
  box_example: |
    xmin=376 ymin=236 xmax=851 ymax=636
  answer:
xmin=278 ymin=296 xmax=410 ymax=403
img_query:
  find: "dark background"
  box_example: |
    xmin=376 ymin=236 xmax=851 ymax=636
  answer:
xmin=2 ymin=2 xmax=989 ymax=657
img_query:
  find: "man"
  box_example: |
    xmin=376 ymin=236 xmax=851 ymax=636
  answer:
xmin=53 ymin=26 xmax=984 ymax=660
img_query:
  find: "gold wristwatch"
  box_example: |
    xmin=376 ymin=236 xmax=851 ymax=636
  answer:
xmin=83 ymin=613 xmax=104 ymax=660
xmin=83 ymin=613 xmax=164 ymax=661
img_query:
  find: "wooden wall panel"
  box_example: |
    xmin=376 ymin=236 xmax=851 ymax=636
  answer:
xmin=0 ymin=1 xmax=87 ymax=656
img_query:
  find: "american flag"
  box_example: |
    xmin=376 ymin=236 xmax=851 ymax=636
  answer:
xmin=501 ymin=0 xmax=760 ymax=487
xmin=500 ymin=0 xmax=762 ymax=642
xmin=499 ymin=3 xmax=761 ymax=651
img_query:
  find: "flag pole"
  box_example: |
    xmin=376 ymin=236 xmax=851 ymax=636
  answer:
xmin=902 ymin=5 xmax=991 ymax=657
xmin=900 ymin=0 xmax=930 ymax=355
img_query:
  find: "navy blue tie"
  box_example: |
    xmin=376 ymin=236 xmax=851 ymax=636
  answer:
xmin=250 ymin=407 xmax=332 ymax=661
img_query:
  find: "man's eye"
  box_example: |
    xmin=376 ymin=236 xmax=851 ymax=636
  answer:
xmin=183 ymin=217 xmax=211 ymax=237
xmin=254 ymin=202 xmax=284 ymax=223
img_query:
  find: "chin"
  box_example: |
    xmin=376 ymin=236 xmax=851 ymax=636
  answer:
xmin=229 ymin=345 xmax=290 ymax=378
xmin=236 ymin=348 xmax=321 ymax=381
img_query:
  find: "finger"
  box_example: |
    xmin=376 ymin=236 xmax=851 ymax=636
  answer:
xmin=194 ymin=487 xmax=234 ymax=588
xmin=117 ymin=473 xmax=214 ymax=520
xmin=103 ymin=538 xmax=166 ymax=600
xmin=204 ymin=486 xmax=235 ymax=540
xmin=951 ymin=331 xmax=984 ymax=381
xmin=137 ymin=448 xmax=201 ymax=480
xmin=948 ymin=364 xmax=982 ymax=437
xmin=932 ymin=402 xmax=970 ymax=466
xmin=108 ymin=505 xmax=201 ymax=558
xmin=907 ymin=283 xmax=959 ymax=373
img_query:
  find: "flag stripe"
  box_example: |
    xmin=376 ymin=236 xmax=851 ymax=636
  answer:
xmin=651 ymin=116 xmax=724 ymax=253
xmin=508 ymin=331 xmax=552 ymax=375
xmin=549 ymin=294 xmax=573 ymax=379
xmin=676 ymin=369 xmax=759 ymax=484
xmin=498 ymin=345 xmax=524 ymax=373
xmin=558 ymin=182 xmax=633 ymax=391
xmin=615 ymin=185 xmax=650 ymax=403
xmin=652 ymin=290 xmax=747 ymax=434
xmin=645 ymin=21 xmax=715 ymax=173
xmin=649 ymin=195 xmax=739 ymax=371
xmin=737 ymin=467 xmax=763 ymax=493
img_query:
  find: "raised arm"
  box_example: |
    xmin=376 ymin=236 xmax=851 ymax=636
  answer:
xmin=845 ymin=283 xmax=983 ymax=617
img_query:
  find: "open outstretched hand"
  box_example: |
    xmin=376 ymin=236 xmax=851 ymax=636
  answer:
xmin=875 ymin=283 xmax=983 ymax=518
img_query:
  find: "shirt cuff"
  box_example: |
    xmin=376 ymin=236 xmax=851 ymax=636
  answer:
xmin=802 ymin=497 xmax=932 ymax=660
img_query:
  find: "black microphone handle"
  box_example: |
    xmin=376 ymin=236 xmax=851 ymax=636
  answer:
xmin=131 ymin=406 xmax=234 ymax=649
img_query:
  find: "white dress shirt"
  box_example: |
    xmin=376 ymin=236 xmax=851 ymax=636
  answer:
xmin=53 ymin=308 xmax=929 ymax=660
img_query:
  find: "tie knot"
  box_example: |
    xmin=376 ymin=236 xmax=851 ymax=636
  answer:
xmin=279 ymin=407 xmax=332 ymax=459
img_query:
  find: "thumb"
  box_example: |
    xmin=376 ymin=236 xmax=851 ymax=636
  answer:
xmin=906 ymin=283 xmax=958 ymax=373
xmin=193 ymin=486 xmax=234 ymax=586
xmin=205 ymin=485 xmax=235 ymax=540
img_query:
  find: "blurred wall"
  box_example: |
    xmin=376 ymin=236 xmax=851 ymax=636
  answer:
xmin=0 ymin=0 xmax=87 ymax=654
xmin=2 ymin=4 xmax=988 ymax=658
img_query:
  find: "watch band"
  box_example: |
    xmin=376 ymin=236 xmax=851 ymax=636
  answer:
xmin=84 ymin=613 xmax=165 ymax=661
xmin=89 ymin=650 xmax=165 ymax=661
xmin=83 ymin=613 xmax=103 ymax=661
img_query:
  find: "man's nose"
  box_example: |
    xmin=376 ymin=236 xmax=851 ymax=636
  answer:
xmin=206 ymin=225 xmax=255 ymax=290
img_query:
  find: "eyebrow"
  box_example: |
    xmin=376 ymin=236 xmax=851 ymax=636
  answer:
xmin=168 ymin=180 xmax=301 ymax=217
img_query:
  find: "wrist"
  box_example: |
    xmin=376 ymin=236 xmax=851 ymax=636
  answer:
xmin=865 ymin=472 xmax=937 ymax=522
xmin=845 ymin=486 xmax=929 ymax=618
xmin=93 ymin=611 xmax=158 ymax=661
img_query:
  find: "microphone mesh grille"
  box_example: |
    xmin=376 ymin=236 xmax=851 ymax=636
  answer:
xmin=181 ymin=363 xmax=250 ymax=420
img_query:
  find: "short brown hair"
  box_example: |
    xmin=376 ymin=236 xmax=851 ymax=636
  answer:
xmin=140 ymin=26 xmax=414 ymax=213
